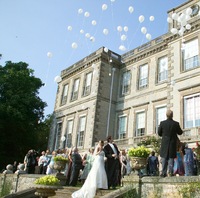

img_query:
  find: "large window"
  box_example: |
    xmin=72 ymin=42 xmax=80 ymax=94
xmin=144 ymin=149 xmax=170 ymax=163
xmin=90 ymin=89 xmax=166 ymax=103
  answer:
xmin=71 ymin=78 xmax=80 ymax=101
xmin=55 ymin=122 xmax=62 ymax=150
xmin=118 ymin=116 xmax=127 ymax=139
xmin=77 ymin=116 xmax=86 ymax=147
xmin=61 ymin=84 xmax=69 ymax=105
xmin=83 ymin=72 xmax=92 ymax=96
xmin=158 ymin=56 xmax=168 ymax=82
xmin=182 ymin=38 xmax=199 ymax=71
xmin=184 ymin=93 xmax=200 ymax=128
xmin=65 ymin=119 xmax=73 ymax=148
xmin=138 ymin=64 xmax=148 ymax=89
xmin=136 ymin=111 xmax=145 ymax=136
xmin=156 ymin=106 xmax=167 ymax=133
xmin=121 ymin=71 xmax=131 ymax=95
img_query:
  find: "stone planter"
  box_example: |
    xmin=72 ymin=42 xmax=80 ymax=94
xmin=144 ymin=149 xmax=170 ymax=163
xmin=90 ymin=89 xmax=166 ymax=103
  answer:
xmin=34 ymin=185 xmax=59 ymax=198
xmin=53 ymin=161 xmax=67 ymax=174
xmin=130 ymin=157 xmax=147 ymax=170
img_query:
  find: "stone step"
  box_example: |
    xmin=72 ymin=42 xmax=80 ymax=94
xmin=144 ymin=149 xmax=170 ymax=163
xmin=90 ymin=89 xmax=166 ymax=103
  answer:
xmin=54 ymin=186 xmax=116 ymax=198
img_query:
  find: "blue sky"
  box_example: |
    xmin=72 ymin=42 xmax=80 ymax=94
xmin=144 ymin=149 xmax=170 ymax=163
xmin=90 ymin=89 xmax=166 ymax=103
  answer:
xmin=0 ymin=0 xmax=186 ymax=116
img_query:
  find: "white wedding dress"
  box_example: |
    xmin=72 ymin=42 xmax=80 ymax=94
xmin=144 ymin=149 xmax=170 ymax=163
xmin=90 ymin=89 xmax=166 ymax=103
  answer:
xmin=71 ymin=150 xmax=108 ymax=198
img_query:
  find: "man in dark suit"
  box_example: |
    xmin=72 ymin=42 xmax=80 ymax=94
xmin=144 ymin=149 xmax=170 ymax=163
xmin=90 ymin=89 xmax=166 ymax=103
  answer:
xmin=104 ymin=136 xmax=120 ymax=189
xmin=158 ymin=110 xmax=183 ymax=177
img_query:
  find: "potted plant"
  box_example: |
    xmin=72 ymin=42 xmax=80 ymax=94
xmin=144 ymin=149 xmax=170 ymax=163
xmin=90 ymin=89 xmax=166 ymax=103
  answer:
xmin=128 ymin=146 xmax=151 ymax=170
xmin=34 ymin=175 xmax=61 ymax=198
xmin=53 ymin=156 xmax=68 ymax=175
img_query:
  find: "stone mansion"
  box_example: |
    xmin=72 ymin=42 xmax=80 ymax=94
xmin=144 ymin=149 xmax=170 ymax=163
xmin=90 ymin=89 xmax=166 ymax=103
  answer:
xmin=48 ymin=0 xmax=200 ymax=152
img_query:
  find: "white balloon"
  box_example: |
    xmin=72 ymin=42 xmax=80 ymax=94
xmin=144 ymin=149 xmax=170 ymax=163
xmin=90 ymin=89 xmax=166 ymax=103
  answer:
xmin=181 ymin=20 xmax=187 ymax=27
xmin=102 ymin=4 xmax=108 ymax=11
xmin=186 ymin=24 xmax=191 ymax=30
xmin=124 ymin=26 xmax=128 ymax=32
xmin=92 ymin=20 xmax=97 ymax=26
xmin=128 ymin=6 xmax=134 ymax=14
xmin=149 ymin=16 xmax=154 ymax=21
xmin=139 ymin=15 xmax=145 ymax=23
xmin=84 ymin=12 xmax=90 ymax=17
xmin=111 ymin=0 xmax=115 ymax=2
xmin=186 ymin=7 xmax=192 ymax=15
xmin=85 ymin=33 xmax=90 ymax=38
xmin=72 ymin=42 xmax=78 ymax=49
xmin=178 ymin=30 xmax=184 ymax=36
xmin=185 ymin=14 xmax=191 ymax=21
xmin=146 ymin=33 xmax=151 ymax=40
xmin=119 ymin=45 xmax=126 ymax=51
xmin=117 ymin=26 xmax=122 ymax=32
xmin=80 ymin=29 xmax=84 ymax=34
xmin=170 ymin=28 xmax=178 ymax=34
xmin=67 ymin=26 xmax=72 ymax=31
xmin=179 ymin=13 xmax=186 ymax=22
xmin=78 ymin=8 xmax=83 ymax=14
xmin=104 ymin=47 xmax=108 ymax=52
xmin=167 ymin=17 xmax=173 ymax=23
xmin=141 ymin=27 xmax=147 ymax=34
xmin=91 ymin=63 xmax=96 ymax=68
xmin=90 ymin=36 xmax=95 ymax=42
xmin=172 ymin=13 xmax=178 ymax=20
xmin=121 ymin=34 xmax=127 ymax=41
xmin=61 ymin=136 xmax=66 ymax=142
xmin=103 ymin=28 xmax=109 ymax=35
xmin=54 ymin=76 xmax=62 ymax=83
xmin=47 ymin=52 xmax=53 ymax=58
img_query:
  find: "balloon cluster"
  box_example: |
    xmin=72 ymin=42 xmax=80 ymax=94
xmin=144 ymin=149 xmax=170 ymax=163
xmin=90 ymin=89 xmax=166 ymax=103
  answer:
xmin=167 ymin=7 xmax=192 ymax=37
xmin=67 ymin=3 xmax=155 ymax=51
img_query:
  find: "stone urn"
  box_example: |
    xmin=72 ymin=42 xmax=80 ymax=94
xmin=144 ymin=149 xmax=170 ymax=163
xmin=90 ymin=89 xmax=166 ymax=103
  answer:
xmin=53 ymin=160 xmax=67 ymax=174
xmin=35 ymin=185 xmax=59 ymax=198
xmin=130 ymin=157 xmax=147 ymax=170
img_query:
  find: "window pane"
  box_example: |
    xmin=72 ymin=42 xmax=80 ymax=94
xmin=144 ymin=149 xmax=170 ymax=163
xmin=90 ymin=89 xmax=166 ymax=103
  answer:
xmin=139 ymin=64 xmax=148 ymax=88
xmin=118 ymin=116 xmax=127 ymax=139
xmin=184 ymin=94 xmax=200 ymax=128
xmin=156 ymin=106 xmax=167 ymax=132
xmin=158 ymin=56 xmax=168 ymax=82
xmin=61 ymin=84 xmax=68 ymax=105
xmin=183 ymin=39 xmax=199 ymax=70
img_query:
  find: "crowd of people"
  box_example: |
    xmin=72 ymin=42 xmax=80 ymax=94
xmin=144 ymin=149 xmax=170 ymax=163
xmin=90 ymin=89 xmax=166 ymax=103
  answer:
xmin=1 ymin=110 xmax=200 ymax=197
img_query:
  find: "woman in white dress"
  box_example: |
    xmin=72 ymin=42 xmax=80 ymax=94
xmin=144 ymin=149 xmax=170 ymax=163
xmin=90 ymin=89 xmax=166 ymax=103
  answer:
xmin=71 ymin=140 xmax=108 ymax=198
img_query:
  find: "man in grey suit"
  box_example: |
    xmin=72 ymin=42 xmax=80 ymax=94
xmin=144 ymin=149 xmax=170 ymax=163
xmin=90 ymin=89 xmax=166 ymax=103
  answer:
xmin=158 ymin=110 xmax=183 ymax=177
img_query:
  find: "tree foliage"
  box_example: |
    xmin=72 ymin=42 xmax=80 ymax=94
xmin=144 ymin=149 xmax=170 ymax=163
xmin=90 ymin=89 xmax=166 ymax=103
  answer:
xmin=0 ymin=61 xmax=48 ymax=170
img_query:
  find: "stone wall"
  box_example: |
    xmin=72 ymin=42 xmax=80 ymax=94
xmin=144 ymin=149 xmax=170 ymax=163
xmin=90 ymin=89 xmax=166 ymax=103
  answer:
xmin=1 ymin=173 xmax=200 ymax=197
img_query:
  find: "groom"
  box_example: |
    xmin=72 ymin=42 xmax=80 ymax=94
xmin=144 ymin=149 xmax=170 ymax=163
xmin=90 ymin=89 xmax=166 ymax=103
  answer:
xmin=104 ymin=136 xmax=120 ymax=189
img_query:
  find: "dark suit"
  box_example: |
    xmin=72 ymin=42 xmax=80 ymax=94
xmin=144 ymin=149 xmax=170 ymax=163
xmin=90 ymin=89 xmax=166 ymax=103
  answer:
xmin=104 ymin=143 xmax=120 ymax=188
xmin=158 ymin=118 xmax=183 ymax=176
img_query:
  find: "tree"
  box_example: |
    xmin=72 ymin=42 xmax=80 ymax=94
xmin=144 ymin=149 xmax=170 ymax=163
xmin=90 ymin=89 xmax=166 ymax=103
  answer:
xmin=0 ymin=61 xmax=47 ymax=171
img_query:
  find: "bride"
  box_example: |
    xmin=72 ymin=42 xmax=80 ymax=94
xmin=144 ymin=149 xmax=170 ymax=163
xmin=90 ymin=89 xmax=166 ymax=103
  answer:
xmin=71 ymin=140 xmax=108 ymax=198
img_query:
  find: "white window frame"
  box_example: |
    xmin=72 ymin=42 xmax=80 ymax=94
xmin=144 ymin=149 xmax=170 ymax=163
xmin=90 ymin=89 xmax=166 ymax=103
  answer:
xmin=71 ymin=78 xmax=80 ymax=101
xmin=155 ymin=105 xmax=167 ymax=133
xmin=121 ymin=71 xmax=131 ymax=95
xmin=182 ymin=38 xmax=199 ymax=71
xmin=118 ymin=115 xmax=127 ymax=139
xmin=184 ymin=93 xmax=200 ymax=128
xmin=158 ymin=56 xmax=168 ymax=82
xmin=83 ymin=72 xmax=92 ymax=96
xmin=55 ymin=122 xmax=62 ymax=150
xmin=77 ymin=116 xmax=86 ymax=147
xmin=65 ymin=119 xmax=73 ymax=148
xmin=136 ymin=111 xmax=145 ymax=137
xmin=61 ymin=84 xmax=69 ymax=105
xmin=138 ymin=64 xmax=148 ymax=89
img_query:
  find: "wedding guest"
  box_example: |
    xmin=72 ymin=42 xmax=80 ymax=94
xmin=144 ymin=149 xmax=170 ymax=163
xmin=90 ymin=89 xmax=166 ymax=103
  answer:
xmin=173 ymin=142 xmax=185 ymax=176
xmin=80 ymin=148 xmax=94 ymax=183
xmin=184 ymin=143 xmax=195 ymax=176
xmin=104 ymin=136 xmax=121 ymax=189
xmin=3 ymin=164 xmax=13 ymax=174
xmin=147 ymin=151 xmax=159 ymax=176
xmin=46 ymin=150 xmax=57 ymax=175
xmin=158 ymin=110 xmax=183 ymax=177
xmin=68 ymin=147 xmax=82 ymax=186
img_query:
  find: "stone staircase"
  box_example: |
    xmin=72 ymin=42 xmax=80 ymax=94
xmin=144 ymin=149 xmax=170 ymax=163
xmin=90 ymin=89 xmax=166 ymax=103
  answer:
xmin=54 ymin=186 xmax=117 ymax=198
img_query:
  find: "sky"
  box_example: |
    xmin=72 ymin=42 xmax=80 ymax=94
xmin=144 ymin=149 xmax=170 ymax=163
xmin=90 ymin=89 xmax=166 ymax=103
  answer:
xmin=0 ymin=0 xmax=187 ymax=116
